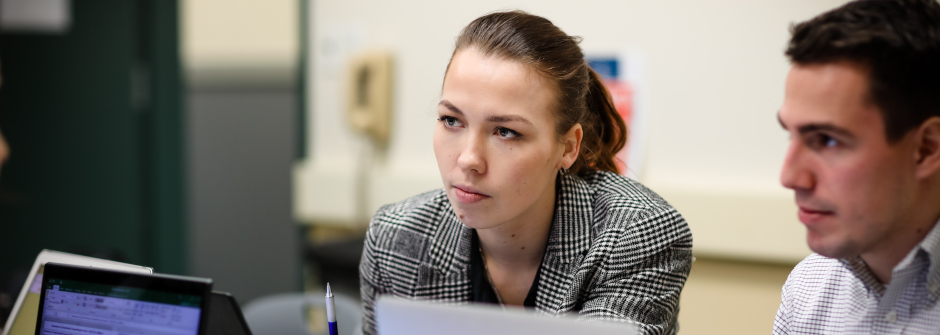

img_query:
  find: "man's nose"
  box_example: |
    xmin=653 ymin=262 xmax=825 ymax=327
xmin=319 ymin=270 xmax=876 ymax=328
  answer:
xmin=780 ymin=141 xmax=814 ymax=191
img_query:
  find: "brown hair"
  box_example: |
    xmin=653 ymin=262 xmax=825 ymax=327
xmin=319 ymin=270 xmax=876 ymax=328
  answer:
xmin=447 ymin=10 xmax=627 ymax=176
xmin=786 ymin=0 xmax=940 ymax=143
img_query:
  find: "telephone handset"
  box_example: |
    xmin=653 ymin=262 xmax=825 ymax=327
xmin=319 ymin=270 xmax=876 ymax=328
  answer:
xmin=345 ymin=51 xmax=393 ymax=147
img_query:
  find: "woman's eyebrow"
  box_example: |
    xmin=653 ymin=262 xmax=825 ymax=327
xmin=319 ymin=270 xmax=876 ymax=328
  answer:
xmin=439 ymin=100 xmax=532 ymax=125
xmin=487 ymin=115 xmax=532 ymax=125
xmin=439 ymin=100 xmax=463 ymax=115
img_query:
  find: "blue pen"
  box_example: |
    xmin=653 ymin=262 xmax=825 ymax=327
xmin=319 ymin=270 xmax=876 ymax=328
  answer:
xmin=326 ymin=283 xmax=338 ymax=335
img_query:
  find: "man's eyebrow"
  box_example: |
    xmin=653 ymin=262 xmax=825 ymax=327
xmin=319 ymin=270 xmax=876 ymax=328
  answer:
xmin=796 ymin=124 xmax=855 ymax=138
xmin=439 ymin=100 xmax=463 ymax=115
xmin=777 ymin=113 xmax=854 ymax=138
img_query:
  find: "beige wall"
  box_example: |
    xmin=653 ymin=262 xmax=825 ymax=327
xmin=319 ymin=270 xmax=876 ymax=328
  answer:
xmin=680 ymin=258 xmax=795 ymax=334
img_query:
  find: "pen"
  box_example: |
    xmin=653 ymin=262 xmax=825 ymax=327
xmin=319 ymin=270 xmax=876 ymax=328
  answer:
xmin=326 ymin=282 xmax=338 ymax=335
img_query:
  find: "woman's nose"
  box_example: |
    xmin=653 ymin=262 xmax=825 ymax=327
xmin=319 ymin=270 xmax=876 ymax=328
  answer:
xmin=457 ymin=134 xmax=486 ymax=175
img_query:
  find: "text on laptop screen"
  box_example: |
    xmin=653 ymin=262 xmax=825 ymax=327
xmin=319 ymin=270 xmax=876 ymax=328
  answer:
xmin=37 ymin=278 xmax=202 ymax=335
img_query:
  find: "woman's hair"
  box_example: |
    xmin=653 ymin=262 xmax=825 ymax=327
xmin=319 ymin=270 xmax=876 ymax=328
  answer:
xmin=448 ymin=10 xmax=627 ymax=176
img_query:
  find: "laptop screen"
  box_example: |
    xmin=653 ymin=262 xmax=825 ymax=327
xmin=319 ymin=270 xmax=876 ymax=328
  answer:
xmin=35 ymin=263 xmax=212 ymax=335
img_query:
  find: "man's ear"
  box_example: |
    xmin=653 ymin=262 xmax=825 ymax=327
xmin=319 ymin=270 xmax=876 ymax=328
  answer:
xmin=560 ymin=123 xmax=583 ymax=170
xmin=915 ymin=117 xmax=940 ymax=180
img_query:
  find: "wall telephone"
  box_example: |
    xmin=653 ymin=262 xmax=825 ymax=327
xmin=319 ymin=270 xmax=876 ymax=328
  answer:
xmin=345 ymin=51 xmax=393 ymax=147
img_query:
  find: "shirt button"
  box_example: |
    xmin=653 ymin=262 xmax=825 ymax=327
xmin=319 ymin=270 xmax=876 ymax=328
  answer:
xmin=885 ymin=311 xmax=898 ymax=323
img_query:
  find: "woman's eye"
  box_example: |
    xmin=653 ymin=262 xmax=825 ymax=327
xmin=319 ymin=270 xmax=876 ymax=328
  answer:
xmin=495 ymin=127 xmax=520 ymax=139
xmin=438 ymin=116 xmax=463 ymax=128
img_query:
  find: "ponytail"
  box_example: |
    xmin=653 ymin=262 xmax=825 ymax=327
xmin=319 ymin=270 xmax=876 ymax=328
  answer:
xmin=569 ymin=68 xmax=627 ymax=176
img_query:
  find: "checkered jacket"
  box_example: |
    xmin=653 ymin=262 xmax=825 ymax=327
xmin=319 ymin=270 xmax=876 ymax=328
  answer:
xmin=359 ymin=170 xmax=693 ymax=335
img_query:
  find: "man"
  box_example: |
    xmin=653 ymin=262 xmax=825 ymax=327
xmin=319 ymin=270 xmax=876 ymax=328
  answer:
xmin=774 ymin=0 xmax=940 ymax=333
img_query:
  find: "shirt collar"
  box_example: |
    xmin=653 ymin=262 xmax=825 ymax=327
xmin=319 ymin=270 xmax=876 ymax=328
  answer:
xmin=918 ymin=218 xmax=940 ymax=267
xmin=842 ymin=256 xmax=886 ymax=296
xmin=840 ymin=218 xmax=940 ymax=299
xmin=918 ymin=218 xmax=940 ymax=301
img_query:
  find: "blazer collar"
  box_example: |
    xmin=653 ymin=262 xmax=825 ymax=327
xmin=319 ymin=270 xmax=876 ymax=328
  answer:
xmin=535 ymin=172 xmax=596 ymax=312
xmin=426 ymin=172 xmax=596 ymax=276
xmin=427 ymin=194 xmax=473 ymax=276
xmin=545 ymin=172 xmax=595 ymax=265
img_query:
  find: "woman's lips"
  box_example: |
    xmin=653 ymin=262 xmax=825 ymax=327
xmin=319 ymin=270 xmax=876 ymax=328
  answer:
xmin=453 ymin=185 xmax=489 ymax=204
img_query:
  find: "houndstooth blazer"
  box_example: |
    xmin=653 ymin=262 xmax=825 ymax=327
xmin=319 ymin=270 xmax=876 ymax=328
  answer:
xmin=359 ymin=170 xmax=693 ymax=335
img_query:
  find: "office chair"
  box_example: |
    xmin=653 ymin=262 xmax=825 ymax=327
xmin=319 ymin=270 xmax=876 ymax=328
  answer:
xmin=243 ymin=292 xmax=362 ymax=335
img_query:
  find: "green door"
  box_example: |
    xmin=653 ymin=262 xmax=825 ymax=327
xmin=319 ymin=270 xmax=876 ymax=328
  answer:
xmin=0 ymin=0 xmax=184 ymax=282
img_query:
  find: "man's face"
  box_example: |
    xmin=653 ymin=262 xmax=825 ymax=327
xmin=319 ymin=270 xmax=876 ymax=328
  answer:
xmin=779 ymin=62 xmax=920 ymax=259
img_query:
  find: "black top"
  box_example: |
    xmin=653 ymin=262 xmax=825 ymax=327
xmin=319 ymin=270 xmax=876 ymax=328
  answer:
xmin=469 ymin=229 xmax=541 ymax=307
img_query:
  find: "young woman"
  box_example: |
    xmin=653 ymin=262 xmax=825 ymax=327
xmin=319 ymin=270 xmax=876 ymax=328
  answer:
xmin=359 ymin=11 xmax=692 ymax=335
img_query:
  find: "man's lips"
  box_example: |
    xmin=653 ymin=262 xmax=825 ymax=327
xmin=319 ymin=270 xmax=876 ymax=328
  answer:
xmin=453 ymin=184 xmax=489 ymax=204
xmin=798 ymin=206 xmax=834 ymax=225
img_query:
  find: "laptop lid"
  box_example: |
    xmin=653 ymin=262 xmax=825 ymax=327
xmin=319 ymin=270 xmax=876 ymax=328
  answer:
xmin=3 ymin=250 xmax=153 ymax=335
xmin=34 ymin=263 xmax=212 ymax=335
xmin=375 ymin=296 xmax=638 ymax=335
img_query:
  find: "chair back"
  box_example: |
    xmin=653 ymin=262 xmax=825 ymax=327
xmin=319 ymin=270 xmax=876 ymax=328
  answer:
xmin=243 ymin=292 xmax=362 ymax=335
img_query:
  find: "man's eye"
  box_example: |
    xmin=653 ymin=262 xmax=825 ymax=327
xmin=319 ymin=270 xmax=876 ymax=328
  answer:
xmin=495 ymin=127 xmax=520 ymax=139
xmin=807 ymin=133 xmax=839 ymax=149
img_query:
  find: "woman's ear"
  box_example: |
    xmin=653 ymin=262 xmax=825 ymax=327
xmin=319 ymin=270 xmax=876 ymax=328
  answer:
xmin=560 ymin=123 xmax=582 ymax=169
xmin=915 ymin=117 xmax=940 ymax=180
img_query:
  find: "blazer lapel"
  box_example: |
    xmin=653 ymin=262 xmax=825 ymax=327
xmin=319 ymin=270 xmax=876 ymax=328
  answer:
xmin=414 ymin=198 xmax=473 ymax=300
xmin=412 ymin=174 xmax=595 ymax=306
xmin=536 ymin=173 xmax=595 ymax=313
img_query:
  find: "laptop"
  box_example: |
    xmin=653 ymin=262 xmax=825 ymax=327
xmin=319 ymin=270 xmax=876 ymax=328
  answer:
xmin=375 ymin=296 xmax=638 ymax=335
xmin=34 ymin=263 xmax=213 ymax=335
xmin=2 ymin=250 xmax=153 ymax=335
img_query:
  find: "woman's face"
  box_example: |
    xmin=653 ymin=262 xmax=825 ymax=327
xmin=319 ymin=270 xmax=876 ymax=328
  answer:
xmin=434 ymin=48 xmax=579 ymax=230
